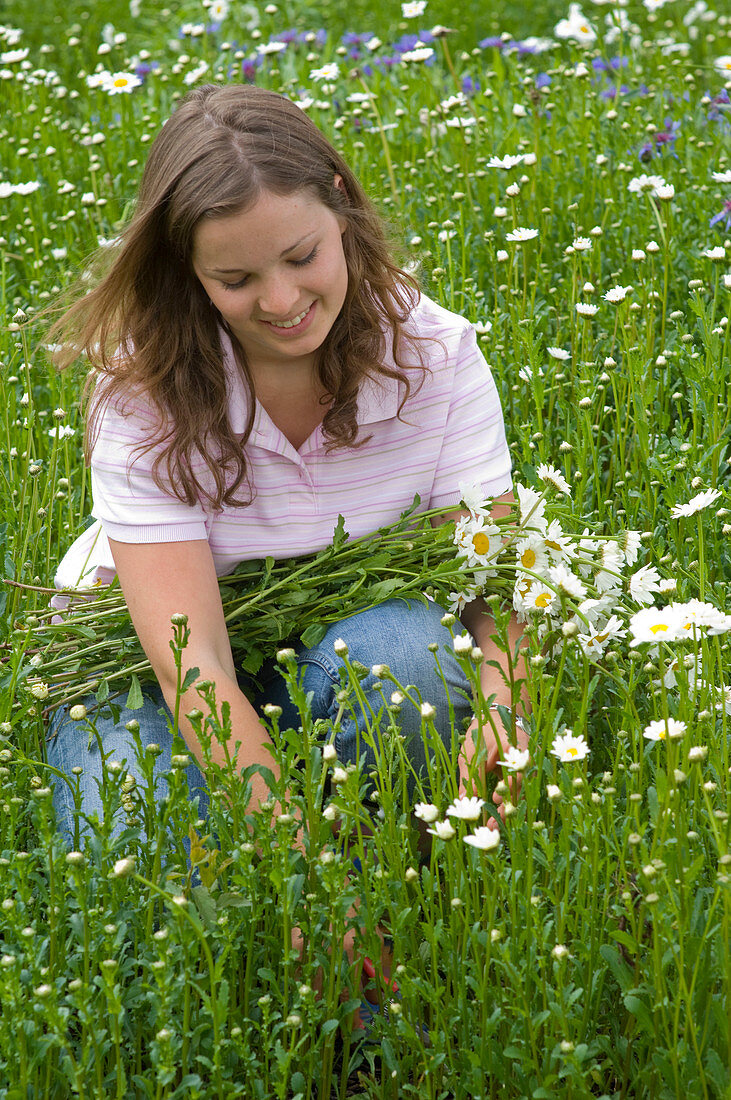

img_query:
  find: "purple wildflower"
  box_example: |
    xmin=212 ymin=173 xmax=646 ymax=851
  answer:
xmin=240 ymin=56 xmax=261 ymax=82
xmin=461 ymin=75 xmax=480 ymax=95
xmin=535 ymin=72 xmax=551 ymax=89
xmin=710 ymin=199 xmax=731 ymax=231
xmin=478 ymin=36 xmax=506 ymax=49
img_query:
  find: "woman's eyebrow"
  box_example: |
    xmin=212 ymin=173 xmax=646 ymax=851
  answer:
xmin=210 ymin=231 xmax=317 ymax=274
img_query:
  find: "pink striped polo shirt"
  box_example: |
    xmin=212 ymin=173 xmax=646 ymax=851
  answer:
xmin=54 ymin=293 xmax=511 ymax=591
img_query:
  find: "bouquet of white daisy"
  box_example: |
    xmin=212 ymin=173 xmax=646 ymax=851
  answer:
xmin=8 ymin=463 xmax=727 ymax=712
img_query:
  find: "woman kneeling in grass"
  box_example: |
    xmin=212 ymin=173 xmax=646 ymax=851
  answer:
xmin=47 ymin=84 xmax=528 ymax=882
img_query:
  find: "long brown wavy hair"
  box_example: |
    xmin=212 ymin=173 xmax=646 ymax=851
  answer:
xmin=48 ymin=84 xmax=427 ymax=510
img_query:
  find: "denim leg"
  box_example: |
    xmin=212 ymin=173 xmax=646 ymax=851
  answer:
xmin=45 ymin=685 xmax=209 ymax=848
xmin=253 ymin=598 xmax=473 ymax=793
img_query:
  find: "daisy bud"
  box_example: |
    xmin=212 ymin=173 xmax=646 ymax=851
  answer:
xmin=333 ymin=638 xmax=348 ymax=657
xmin=112 ymin=857 xmax=135 ymax=878
xmin=69 ymin=705 xmax=87 ymax=721
xmin=420 ymin=702 xmax=436 ymax=721
xmin=322 ymin=744 xmax=337 ymax=763
xmin=332 ymin=766 xmax=348 ymax=785
xmin=276 ymin=647 xmax=296 ymax=663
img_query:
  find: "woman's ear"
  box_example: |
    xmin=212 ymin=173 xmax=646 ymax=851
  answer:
xmin=334 ymin=173 xmax=348 ymax=198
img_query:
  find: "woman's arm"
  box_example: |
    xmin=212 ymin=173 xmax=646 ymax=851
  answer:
xmin=108 ymin=537 xmax=280 ymax=811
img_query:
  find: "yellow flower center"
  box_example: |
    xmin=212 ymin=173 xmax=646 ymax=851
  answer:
xmin=545 ymin=539 xmax=561 ymax=551
xmin=521 ymin=548 xmax=537 ymax=569
xmin=114 ymin=78 xmax=129 ymax=87
xmin=535 ymin=591 xmax=551 ymax=608
xmin=658 ymin=730 xmax=666 ymax=740
xmin=472 ymin=532 xmax=491 ymax=555
xmin=566 ymin=747 xmax=578 ymax=757
xmin=649 ymin=623 xmax=669 ymax=635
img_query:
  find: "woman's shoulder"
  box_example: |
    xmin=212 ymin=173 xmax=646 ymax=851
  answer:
xmin=403 ymin=291 xmax=474 ymax=344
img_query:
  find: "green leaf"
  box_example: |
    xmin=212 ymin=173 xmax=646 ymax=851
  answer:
xmin=300 ymin=622 xmax=328 ymax=649
xmin=191 ymin=884 xmax=217 ymax=931
xmin=380 ymin=1037 xmax=397 ymax=1073
xmin=321 ymin=1018 xmax=340 ymax=1036
xmin=181 ymin=666 xmax=201 ymax=692
xmin=600 ymin=944 xmax=634 ymax=992
xmin=332 ymin=514 xmax=349 ymax=551
xmin=125 ymin=674 xmax=143 ymax=711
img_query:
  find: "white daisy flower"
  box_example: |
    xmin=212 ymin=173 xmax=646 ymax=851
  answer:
xmin=446 ymin=796 xmax=485 ymax=821
xmin=628 ymin=173 xmax=667 ymax=195
xmin=506 ymin=227 xmax=539 ymax=242
xmin=516 ymin=534 xmax=550 ymax=576
xmin=464 ymin=826 xmax=501 ymax=851
xmin=486 ymin=154 xmax=525 ymax=169
xmin=572 ymin=236 xmax=592 ymax=251
xmin=551 ymin=731 xmax=590 ymax=762
xmin=454 ymin=515 xmax=503 ymax=570
xmin=547 ymin=346 xmax=570 ymax=360
xmin=643 ymin=718 xmax=686 ymax=742
xmin=543 ymin=520 xmax=575 ymax=563
xmin=536 ymin=463 xmax=571 ymax=495
xmin=577 ymin=614 xmax=625 ymax=656
xmin=629 ymin=605 xmax=684 ymax=646
xmin=516 ymin=483 xmax=547 ymax=533
xmin=671 ymin=488 xmax=722 ymax=518
xmin=672 ymin=599 xmax=731 ymax=636
xmin=402 ymin=0 xmax=427 ymax=16
xmin=711 ymin=170 xmax=731 ymax=183
xmin=702 ymin=246 xmax=726 ymax=261
xmin=575 ymin=302 xmax=599 ymax=316
xmin=401 ymin=46 xmax=434 ymax=62
xmin=426 ymin=819 xmax=457 ymax=840
xmin=548 ymin=564 xmax=587 ymax=600
xmin=309 ymin=62 xmax=339 ymax=81
xmin=619 ymin=530 xmax=642 ymax=567
xmin=502 ymin=746 xmax=530 ymax=771
xmin=628 ymin=564 xmax=661 ymax=606
xmin=603 ymin=285 xmax=632 ymax=303
xmin=414 ymin=802 xmax=439 ymax=823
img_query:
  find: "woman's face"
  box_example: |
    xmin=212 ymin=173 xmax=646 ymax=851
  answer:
xmin=192 ymin=186 xmax=349 ymax=380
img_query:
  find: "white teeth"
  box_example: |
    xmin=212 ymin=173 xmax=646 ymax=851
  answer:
xmin=269 ymin=306 xmax=310 ymax=329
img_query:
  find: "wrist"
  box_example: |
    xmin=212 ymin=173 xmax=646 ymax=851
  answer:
xmin=487 ymin=702 xmax=528 ymax=733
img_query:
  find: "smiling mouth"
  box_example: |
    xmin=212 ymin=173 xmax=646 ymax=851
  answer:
xmin=265 ymin=303 xmax=314 ymax=329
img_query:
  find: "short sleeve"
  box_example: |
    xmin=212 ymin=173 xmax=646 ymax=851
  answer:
xmin=428 ymin=321 xmax=512 ymax=510
xmin=90 ymin=393 xmax=209 ymax=544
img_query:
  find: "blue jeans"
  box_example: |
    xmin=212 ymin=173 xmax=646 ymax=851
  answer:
xmin=46 ymin=598 xmax=473 ymax=844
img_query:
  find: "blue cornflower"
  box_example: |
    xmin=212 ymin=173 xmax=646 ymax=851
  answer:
xmin=461 ymin=75 xmax=480 ymax=95
xmin=392 ymin=32 xmax=420 ymax=53
xmin=240 ymin=56 xmax=261 ymax=82
xmin=710 ymin=199 xmax=731 ymax=231
xmin=478 ymin=36 xmax=506 ymax=50
xmin=342 ymin=31 xmax=372 ymax=46
xmin=535 ymin=72 xmax=551 ymax=89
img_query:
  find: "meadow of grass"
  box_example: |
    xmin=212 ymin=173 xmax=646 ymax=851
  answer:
xmin=1 ymin=0 xmax=731 ymax=1096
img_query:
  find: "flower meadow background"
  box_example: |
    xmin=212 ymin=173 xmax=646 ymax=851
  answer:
xmin=1 ymin=0 xmax=731 ymax=1096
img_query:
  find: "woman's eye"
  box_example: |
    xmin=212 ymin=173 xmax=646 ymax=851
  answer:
xmin=292 ymin=246 xmax=319 ymax=268
xmin=220 ymin=245 xmax=318 ymax=290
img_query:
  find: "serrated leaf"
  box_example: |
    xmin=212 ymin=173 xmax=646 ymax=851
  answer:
xmin=181 ymin=666 xmax=201 ymax=692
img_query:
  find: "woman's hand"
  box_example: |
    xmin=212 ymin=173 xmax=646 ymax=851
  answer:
xmin=459 ymin=711 xmax=530 ymax=825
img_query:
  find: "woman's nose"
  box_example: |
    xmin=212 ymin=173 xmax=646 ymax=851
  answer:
xmin=257 ymin=275 xmax=299 ymax=318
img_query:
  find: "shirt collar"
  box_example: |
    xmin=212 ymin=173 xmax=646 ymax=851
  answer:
xmin=221 ymin=325 xmax=403 ymax=438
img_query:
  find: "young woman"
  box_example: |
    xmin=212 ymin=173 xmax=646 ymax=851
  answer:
xmin=47 ymin=84 xmax=528 ymax=843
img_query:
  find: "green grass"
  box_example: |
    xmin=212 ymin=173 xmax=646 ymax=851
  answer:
xmin=1 ymin=0 xmax=731 ymax=1096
